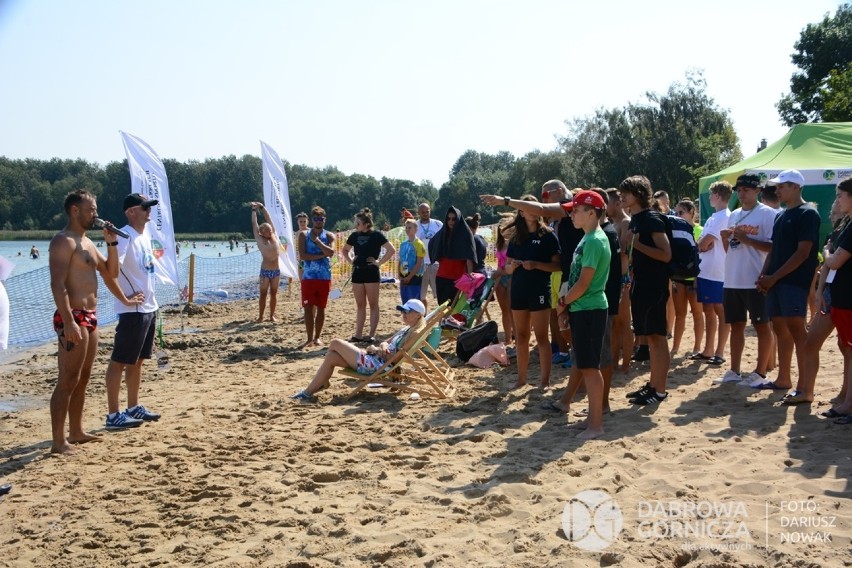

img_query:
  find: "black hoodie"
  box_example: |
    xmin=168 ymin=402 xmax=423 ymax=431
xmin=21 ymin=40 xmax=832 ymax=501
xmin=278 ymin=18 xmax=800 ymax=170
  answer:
xmin=427 ymin=206 xmax=477 ymax=265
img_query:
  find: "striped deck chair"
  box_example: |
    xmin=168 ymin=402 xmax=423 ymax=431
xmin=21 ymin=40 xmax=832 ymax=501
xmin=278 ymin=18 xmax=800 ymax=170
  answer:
xmin=339 ymin=303 xmax=454 ymax=401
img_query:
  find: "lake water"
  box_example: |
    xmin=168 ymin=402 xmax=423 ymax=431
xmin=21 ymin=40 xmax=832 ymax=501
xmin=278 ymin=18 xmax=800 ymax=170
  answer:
xmin=0 ymin=239 xmax=265 ymax=359
xmin=0 ymin=239 xmax=257 ymax=277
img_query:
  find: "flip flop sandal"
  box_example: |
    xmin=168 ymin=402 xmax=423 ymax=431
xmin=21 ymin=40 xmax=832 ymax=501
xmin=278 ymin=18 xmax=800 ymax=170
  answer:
xmin=689 ymin=353 xmax=712 ymax=361
xmin=781 ymin=391 xmax=812 ymax=405
xmin=833 ymin=415 xmax=852 ymax=425
xmin=754 ymin=382 xmax=787 ymax=390
xmin=820 ymin=408 xmax=848 ymax=418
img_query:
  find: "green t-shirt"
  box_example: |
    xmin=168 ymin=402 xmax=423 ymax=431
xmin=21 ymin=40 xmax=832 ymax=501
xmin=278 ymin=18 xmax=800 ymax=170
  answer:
xmin=566 ymin=227 xmax=611 ymax=312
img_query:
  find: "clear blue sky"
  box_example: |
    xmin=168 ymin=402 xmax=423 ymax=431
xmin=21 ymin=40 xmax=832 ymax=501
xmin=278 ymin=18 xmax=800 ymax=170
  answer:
xmin=0 ymin=0 xmax=844 ymax=187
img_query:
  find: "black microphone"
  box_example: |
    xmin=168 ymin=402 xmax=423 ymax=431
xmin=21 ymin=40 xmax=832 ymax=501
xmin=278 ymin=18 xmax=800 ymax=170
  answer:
xmin=92 ymin=217 xmax=129 ymax=239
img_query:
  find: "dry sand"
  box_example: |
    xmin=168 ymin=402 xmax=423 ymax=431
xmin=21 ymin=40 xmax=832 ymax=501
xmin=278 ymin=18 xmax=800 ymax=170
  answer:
xmin=0 ymin=286 xmax=849 ymax=567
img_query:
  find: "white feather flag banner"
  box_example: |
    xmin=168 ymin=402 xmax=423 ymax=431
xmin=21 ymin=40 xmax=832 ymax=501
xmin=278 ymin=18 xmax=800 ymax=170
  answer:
xmin=120 ymin=131 xmax=180 ymax=286
xmin=259 ymin=141 xmax=299 ymax=279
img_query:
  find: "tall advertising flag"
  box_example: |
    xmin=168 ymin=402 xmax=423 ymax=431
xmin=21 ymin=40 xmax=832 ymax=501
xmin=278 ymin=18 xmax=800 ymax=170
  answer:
xmin=259 ymin=141 xmax=299 ymax=279
xmin=120 ymin=131 xmax=180 ymax=286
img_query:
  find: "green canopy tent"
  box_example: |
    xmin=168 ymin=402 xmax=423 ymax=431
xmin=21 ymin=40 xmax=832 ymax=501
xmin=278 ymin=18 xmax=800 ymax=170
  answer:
xmin=698 ymin=122 xmax=852 ymax=240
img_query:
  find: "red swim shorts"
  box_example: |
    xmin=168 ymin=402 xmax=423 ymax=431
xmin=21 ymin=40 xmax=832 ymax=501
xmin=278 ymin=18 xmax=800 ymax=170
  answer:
xmin=831 ymin=307 xmax=852 ymax=348
xmin=301 ymin=279 xmax=331 ymax=309
xmin=53 ymin=309 xmax=98 ymax=334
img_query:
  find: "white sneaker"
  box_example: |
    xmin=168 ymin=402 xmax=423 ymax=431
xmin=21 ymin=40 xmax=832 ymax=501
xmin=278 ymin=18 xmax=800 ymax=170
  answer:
xmin=714 ymin=370 xmax=741 ymax=384
xmin=738 ymin=372 xmax=766 ymax=387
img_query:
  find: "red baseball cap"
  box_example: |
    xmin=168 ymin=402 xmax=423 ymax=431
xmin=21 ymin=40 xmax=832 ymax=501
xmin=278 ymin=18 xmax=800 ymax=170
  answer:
xmin=560 ymin=190 xmax=606 ymax=212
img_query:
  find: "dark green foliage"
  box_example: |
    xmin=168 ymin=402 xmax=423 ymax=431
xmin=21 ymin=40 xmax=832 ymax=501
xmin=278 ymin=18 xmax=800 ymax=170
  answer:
xmin=777 ymin=3 xmax=852 ymax=125
xmin=557 ymin=71 xmax=742 ymax=201
xmin=0 ymin=156 xmax=439 ymax=233
xmin=435 ymin=149 xmax=569 ymax=224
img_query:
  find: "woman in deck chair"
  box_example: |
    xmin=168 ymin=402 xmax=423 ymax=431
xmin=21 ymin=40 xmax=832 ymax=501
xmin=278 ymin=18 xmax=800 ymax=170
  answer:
xmin=291 ymin=299 xmax=427 ymax=401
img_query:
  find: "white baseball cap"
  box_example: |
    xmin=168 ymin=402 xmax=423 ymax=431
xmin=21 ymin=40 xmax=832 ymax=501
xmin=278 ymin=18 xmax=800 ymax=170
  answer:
xmin=396 ymin=299 xmax=426 ymax=315
xmin=768 ymin=169 xmax=805 ymax=187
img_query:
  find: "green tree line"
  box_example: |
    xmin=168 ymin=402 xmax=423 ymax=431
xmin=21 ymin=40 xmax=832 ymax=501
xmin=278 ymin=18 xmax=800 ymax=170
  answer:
xmin=0 ymin=155 xmax=442 ymax=234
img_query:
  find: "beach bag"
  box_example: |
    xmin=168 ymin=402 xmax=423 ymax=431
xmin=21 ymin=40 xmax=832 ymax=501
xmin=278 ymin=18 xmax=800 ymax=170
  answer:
xmin=456 ymin=320 xmax=498 ymax=362
xmin=664 ymin=214 xmax=701 ymax=280
xmin=466 ymin=342 xmax=510 ymax=368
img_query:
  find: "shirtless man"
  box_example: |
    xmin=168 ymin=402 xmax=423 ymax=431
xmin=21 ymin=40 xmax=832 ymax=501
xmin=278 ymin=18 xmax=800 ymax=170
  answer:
xmin=48 ymin=190 xmax=141 ymax=454
xmin=251 ymin=202 xmax=282 ymax=322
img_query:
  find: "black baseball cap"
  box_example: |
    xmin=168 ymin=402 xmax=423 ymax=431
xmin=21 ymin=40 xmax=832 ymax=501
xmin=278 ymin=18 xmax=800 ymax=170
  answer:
xmin=123 ymin=193 xmax=159 ymax=210
xmin=734 ymin=174 xmax=761 ymax=189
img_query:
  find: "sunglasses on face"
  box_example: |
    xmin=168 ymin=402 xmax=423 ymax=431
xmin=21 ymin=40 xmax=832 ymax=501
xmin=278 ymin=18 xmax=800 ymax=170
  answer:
xmin=313 ymin=216 xmax=325 ymax=222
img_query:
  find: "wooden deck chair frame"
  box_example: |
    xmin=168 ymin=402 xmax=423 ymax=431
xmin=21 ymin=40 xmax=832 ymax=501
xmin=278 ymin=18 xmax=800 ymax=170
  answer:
xmin=440 ymin=277 xmax=495 ymax=340
xmin=339 ymin=303 xmax=454 ymax=401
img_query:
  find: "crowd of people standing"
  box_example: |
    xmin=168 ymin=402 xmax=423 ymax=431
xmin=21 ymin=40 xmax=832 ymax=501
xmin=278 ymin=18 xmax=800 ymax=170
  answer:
xmin=46 ymin=169 xmax=852 ymax=453
xmin=287 ymin=171 xmax=852 ymax=441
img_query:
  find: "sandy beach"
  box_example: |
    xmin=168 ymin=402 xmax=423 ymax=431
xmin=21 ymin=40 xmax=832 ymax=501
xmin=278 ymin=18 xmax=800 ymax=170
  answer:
xmin=0 ymin=286 xmax=849 ymax=567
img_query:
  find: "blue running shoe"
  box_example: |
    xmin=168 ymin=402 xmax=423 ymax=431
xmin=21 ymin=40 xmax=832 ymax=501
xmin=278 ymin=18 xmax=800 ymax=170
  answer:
xmin=105 ymin=411 xmax=143 ymax=430
xmin=290 ymin=390 xmax=315 ymax=402
xmin=126 ymin=405 xmax=160 ymax=422
xmin=551 ymin=352 xmax=571 ymax=365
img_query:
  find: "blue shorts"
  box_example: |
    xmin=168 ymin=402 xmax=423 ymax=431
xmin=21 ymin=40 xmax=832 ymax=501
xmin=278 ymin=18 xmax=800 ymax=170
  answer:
xmin=765 ymin=283 xmax=809 ymax=319
xmin=696 ymin=278 xmax=724 ymax=304
xmin=355 ymin=352 xmax=386 ymax=375
xmin=400 ymin=284 xmax=421 ymax=304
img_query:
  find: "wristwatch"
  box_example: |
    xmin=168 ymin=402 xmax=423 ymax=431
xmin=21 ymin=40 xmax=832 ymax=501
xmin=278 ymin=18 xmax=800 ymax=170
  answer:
xmin=503 ymin=196 xmax=510 ymax=206
xmin=107 ymin=241 xmax=119 ymax=247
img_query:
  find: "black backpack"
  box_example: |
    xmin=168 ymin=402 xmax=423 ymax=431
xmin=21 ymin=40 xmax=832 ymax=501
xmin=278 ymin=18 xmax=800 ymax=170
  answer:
xmin=456 ymin=320 xmax=498 ymax=362
xmin=664 ymin=214 xmax=701 ymax=280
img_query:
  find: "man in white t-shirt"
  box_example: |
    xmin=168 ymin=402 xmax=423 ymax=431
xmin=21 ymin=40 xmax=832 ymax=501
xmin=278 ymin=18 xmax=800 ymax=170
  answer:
xmin=716 ymin=175 xmax=777 ymax=386
xmin=104 ymin=193 xmax=163 ymax=430
xmin=692 ymin=181 xmax=731 ymax=365
xmin=416 ymin=203 xmax=443 ymax=306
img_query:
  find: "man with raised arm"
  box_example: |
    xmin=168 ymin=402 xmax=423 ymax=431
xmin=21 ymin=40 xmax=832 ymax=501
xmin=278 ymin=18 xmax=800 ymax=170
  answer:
xmin=49 ymin=190 xmax=142 ymax=453
xmin=251 ymin=201 xmax=283 ymax=323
